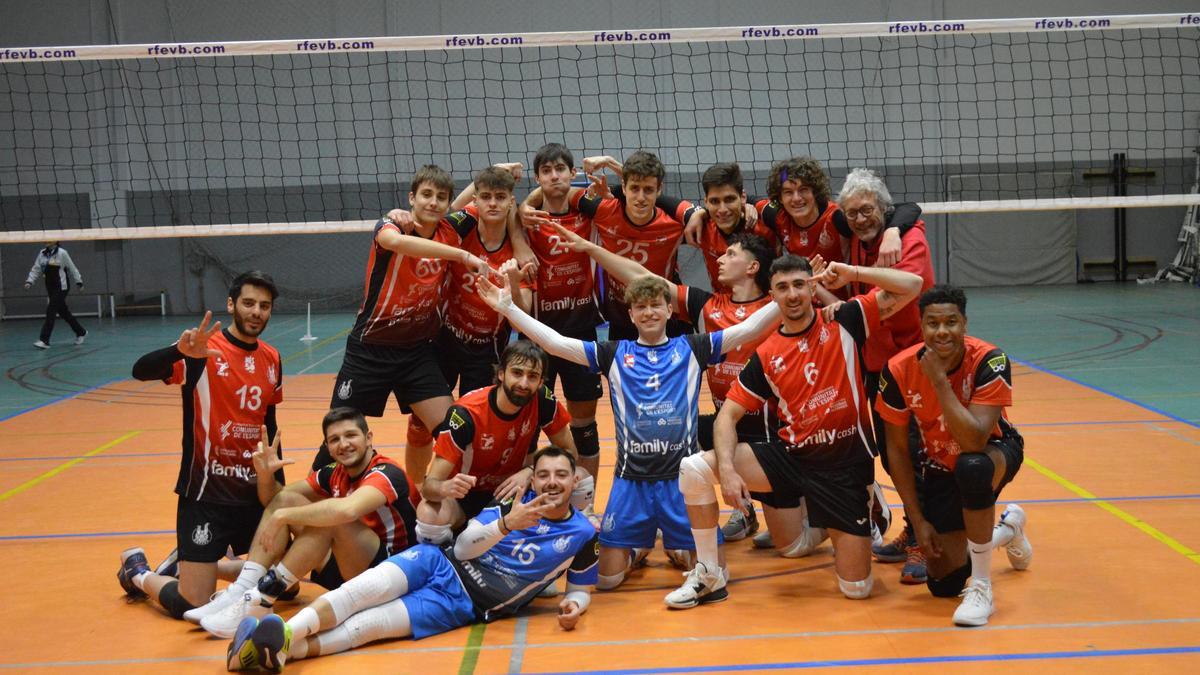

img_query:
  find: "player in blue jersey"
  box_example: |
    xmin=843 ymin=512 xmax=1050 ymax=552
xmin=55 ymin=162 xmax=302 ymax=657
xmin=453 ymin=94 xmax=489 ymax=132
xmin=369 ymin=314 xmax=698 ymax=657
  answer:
xmin=476 ymin=267 xmax=780 ymax=591
xmin=224 ymin=447 xmax=597 ymax=672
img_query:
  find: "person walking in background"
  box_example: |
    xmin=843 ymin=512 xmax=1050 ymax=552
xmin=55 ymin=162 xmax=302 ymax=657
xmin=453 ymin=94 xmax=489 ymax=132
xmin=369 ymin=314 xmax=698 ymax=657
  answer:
xmin=24 ymin=241 xmax=87 ymax=349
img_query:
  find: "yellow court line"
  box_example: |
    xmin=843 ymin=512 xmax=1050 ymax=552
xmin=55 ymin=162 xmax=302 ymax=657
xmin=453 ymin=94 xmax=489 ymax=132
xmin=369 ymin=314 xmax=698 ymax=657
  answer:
xmin=1025 ymin=456 xmax=1200 ymax=566
xmin=0 ymin=430 xmax=142 ymax=503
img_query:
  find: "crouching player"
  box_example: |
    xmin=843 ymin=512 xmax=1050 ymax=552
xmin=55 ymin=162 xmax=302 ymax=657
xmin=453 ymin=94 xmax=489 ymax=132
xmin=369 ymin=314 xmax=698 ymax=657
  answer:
xmin=225 ymin=446 xmax=597 ymax=671
xmin=876 ymin=285 xmax=1032 ymax=626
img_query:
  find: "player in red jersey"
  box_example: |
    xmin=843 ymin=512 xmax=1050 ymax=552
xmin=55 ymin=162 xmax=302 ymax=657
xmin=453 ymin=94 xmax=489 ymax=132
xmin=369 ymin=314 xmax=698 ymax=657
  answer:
xmin=522 ymin=150 xmax=699 ymax=342
xmin=118 ymin=271 xmax=284 ymax=622
xmin=667 ymin=255 xmax=923 ymax=609
xmin=679 ymin=163 xmax=776 ymax=294
xmin=191 ymin=408 xmax=420 ymax=637
xmin=327 ymin=165 xmax=490 ymax=489
xmin=833 ymin=168 xmax=937 ymax=582
xmin=518 ymin=143 xmax=606 ymax=490
xmin=875 ymin=285 xmax=1030 ymax=626
xmin=416 ymin=341 xmax=580 ymax=543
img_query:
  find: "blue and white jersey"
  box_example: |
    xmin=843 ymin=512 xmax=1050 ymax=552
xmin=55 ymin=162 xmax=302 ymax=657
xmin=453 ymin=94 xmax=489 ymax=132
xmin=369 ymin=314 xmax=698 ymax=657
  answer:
xmin=584 ymin=333 xmax=724 ymax=480
xmin=446 ymin=500 xmax=599 ymax=623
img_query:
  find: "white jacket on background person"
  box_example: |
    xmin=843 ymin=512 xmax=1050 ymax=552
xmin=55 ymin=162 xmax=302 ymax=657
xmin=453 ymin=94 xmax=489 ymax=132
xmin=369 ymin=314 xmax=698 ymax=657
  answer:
xmin=25 ymin=244 xmax=83 ymax=291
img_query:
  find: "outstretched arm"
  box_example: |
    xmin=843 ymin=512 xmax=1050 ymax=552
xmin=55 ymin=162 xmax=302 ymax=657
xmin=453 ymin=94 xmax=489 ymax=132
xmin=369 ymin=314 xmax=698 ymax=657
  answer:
xmin=717 ymin=301 xmax=781 ymax=354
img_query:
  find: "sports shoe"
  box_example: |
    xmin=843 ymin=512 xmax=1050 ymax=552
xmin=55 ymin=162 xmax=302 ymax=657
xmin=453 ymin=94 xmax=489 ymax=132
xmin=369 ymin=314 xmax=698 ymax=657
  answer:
xmin=869 ymin=481 xmax=892 ymax=541
xmin=998 ymin=503 xmax=1033 ymax=570
xmin=276 ymin=583 xmax=301 ymax=602
xmin=226 ymin=616 xmax=262 ymax=671
xmin=952 ymin=579 xmax=995 ymax=626
xmin=630 ymin=547 xmax=651 ymax=569
xmin=117 ymin=547 xmax=150 ymax=599
xmin=664 ymin=562 xmax=728 ymax=609
xmin=779 ymin=525 xmax=829 ymax=558
xmin=721 ymin=503 xmax=759 ymax=541
xmin=202 ymin=587 xmax=274 ymax=639
xmin=252 ymin=614 xmax=293 ymax=672
xmin=154 ymin=547 xmax=179 ymax=578
xmin=184 ymin=584 xmax=246 ymax=625
xmin=899 ymin=542 xmax=928 ymax=585
xmin=33 ymin=340 xmax=49 ymax=350
xmin=752 ymin=530 xmax=774 ymax=549
xmin=873 ymin=528 xmax=912 ymax=563
xmin=74 ymin=332 xmax=87 ymax=345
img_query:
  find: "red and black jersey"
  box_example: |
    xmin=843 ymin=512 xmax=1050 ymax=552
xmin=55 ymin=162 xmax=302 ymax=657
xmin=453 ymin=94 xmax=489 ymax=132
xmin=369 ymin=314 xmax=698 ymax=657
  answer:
xmin=847 ymin=220 xmax=936 ymax=372
xmin=695 ymin=217 xmax=777 ymax=294
xmin=442 ymin=205 xmax=532 ymax=346
xmin=527 ymin=203 xmax=601 ymax=335
xmin=433 ymin=385 xmax=570 ymax=492
xmin=876 ymin=337 xmax=1017 ymax=471
xmin=675 ymin=285 xmax=772 ymax=406
xmin=726 ymin=293 xmax=880 ymax=467
xmin=758 ymin=198 xmax=846 ymax=265
xmin=168 ymin=329 xmax=284 ymax=506
xmin=350 ymin=215 xmax=476 ymax=347
xmin=307 ymin=453 xmax=418 ymax=555
xmin=572 ymin=191 xmax=692 ymax=328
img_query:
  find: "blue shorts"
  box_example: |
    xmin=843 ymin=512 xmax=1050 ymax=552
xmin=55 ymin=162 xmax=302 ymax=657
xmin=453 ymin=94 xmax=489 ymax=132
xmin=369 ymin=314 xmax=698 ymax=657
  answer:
xmin=384 ymin=544 xmax=476 ymax=640
xmin=599 ymin=477 xmax=724 ymax=550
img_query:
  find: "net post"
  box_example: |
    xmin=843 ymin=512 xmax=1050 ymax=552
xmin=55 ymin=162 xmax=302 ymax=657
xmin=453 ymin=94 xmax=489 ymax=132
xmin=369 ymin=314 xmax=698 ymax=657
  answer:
xmin=300 ymin=302 xmax=318 ymax=342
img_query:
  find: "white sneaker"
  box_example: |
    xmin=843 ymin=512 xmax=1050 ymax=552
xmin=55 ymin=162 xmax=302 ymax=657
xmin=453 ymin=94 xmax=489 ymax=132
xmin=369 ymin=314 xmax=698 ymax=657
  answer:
xmin=752 ymin=530 xmax=774 ymax=549
xmin=33 ymin=340 xmax=49 ymax=350
xmin=780 ymin=525 xmax=829 ymax=558
xmin=997 ymin=503 xmax=1033 ymax=570
xmin=183 ymin=584 xmax=245 ymax=625
xmin=74 ymin=332 xmax=87 ymax=345
xmin=952 ymin=579 xmax=995 ymax=626
xmin=664 ymin=562 xmax=728 ymax=609
xmin=201 ymin=587 xmax=273 ymax=639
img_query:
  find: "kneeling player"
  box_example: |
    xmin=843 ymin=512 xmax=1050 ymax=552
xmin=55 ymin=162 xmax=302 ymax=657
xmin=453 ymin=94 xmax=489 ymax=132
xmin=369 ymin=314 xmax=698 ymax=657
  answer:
xmin=875 ymin=285 xmax=1031 ymax=626
xmin=225 ymin=447 xmax=597 ymax=672
xmin=189 ymin=408 xmax=418 ymax=637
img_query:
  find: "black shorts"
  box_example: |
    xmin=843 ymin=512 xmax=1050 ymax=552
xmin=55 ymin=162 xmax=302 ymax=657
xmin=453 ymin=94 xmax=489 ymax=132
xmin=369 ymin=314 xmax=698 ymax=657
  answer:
xmin=534 ymin=327 xmax=603 ymax=403
xmin=699 ymin=415 xmax=800 ymax=509
xmin=309 ymin=536 xmax=389 ymax=590
xmin=457 ymin=491 xmax=499 ymax=524
xmin=176 ymin=496 xmax=263 ymax=563
xmin=436 ymin=327 xmax=504 ymax=398
xmin=330 ymin=338 xmax=450 ymax=417
xmin=920 ymin=431 xmax=1025 ymax=534
xmin=749 ymin=443 xmax=875 ymax=536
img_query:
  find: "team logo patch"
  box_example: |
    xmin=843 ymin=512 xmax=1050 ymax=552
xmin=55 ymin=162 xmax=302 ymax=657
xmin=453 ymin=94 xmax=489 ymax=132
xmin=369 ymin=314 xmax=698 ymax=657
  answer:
xmin=536 ymin=523 xmax=551 ymax=535
xmin=987 ymin=354 xmax=1008 ymax=373
xmin=448 ymin=409 xmax=467 ymax=430
xmin=709 ymin=310 xmax=723 ymax=321
xmin=602 ymin=514 xmax=615 ymax=533
xmin=799 ymin=231 xmax=809 ymax=247
xmin=647 ymin=350 xmax=658 ymax=364
xmin=243 ymin=356 xmax=256 ymax=373
xmin=267 ymin=365 xmax=277 ymax=386
xmin=219 ymin=420 xmax=232 ymax=441
xmin=553 ymin=535 xmax=573 ymax=553
xmin=734 ymin=306 xmax=747 ymax=319
xmin=907 ymin=392 xmax=923 ymax=409
xmin=337 ymin=379 xmax=353 ymax=400
xmin=770 ymin=355 xmax=786 ymax=373
xmin=521 ymin=420 xmax=532 ymax=436
xmin=623 ymin=354 xmax=636 ymax=368
xmin=215 ymin=358 xmax=230 ymax=377
xmin=818 ymin=327 xmax=830 ymax=344
xmin=191 ymin=522 xmax=212 ymax=546
xmin=399 ymin=548 xmax=421 ymax=560
xmin=819 ymin=229 xmax=834 ymax=249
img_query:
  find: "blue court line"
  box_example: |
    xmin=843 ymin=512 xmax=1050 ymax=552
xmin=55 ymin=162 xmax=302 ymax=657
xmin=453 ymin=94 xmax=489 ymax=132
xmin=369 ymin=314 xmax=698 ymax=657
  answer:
xmin=535 ymin=645 xmax=1200 ymax=674
xmin=1016 ymin=358 xmax=1200 ymax=430
xmin=1019 ymin=418 xmax=1181 ymax=428
xmin=0 ymin=529 xmax=172 ymax=541
xmin=0 ymin=376 xmax=122 ymax=423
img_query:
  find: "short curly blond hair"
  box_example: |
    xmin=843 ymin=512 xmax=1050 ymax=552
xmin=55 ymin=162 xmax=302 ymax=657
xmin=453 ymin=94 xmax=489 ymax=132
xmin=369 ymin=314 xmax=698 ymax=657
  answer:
xmin=623 ymin=275 xmax=671 ymax=306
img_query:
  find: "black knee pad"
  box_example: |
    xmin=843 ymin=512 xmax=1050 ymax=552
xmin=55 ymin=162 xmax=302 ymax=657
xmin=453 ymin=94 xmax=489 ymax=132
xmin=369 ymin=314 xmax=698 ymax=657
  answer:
xmin=926 ymin=562 xmax=970 ymax=598
xmin=954 ymin=453 xmax=997 ymax=510
xmin=571 ymin=422 xmax=600 ymax=458
xmin=158 ymin=580 xmax=196 ymax=620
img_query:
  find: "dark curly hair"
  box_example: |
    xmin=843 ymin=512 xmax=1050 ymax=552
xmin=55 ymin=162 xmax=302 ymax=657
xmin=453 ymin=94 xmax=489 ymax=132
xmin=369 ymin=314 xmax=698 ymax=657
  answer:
xmin=767 ymin=156 xmax=830 ymax=204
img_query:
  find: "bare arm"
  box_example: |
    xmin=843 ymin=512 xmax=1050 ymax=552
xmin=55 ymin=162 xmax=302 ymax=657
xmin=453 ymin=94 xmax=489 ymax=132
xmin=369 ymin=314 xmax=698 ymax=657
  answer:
xmin=920 ymin=349 xmax=1004 ymax=453
xmin=817 ymin=262 xmax=922 ymax=321
xmin=551 ymin=222 xmax=676 ymax=296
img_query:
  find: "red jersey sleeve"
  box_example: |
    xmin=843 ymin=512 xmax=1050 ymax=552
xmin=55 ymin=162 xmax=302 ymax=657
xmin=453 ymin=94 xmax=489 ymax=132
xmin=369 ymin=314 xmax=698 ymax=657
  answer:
xmin=971 ymin=349 xmax=1014 ymax=408
xmin=874 ymin=359 xmax=912 ymax=426
xmin=306 ymin=465 xmax=333 ymax=498
xmin=541 ymin=397 xmax=571 ymax=437
xmin=358 ymin=466 xmax=402 ymax=504
xmin=725 ymin=352 xmax=769 ymax=413
xmin=432 ymin=406 xmax=474 ymax=472
xmin=166 ymin=360 xmax=185 ymax=385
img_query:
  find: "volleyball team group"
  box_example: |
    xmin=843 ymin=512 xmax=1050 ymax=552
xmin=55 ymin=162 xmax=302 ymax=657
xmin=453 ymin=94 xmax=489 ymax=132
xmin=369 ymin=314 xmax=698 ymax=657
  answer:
xmin=114 ymin=144 xmax=1032 ymax=672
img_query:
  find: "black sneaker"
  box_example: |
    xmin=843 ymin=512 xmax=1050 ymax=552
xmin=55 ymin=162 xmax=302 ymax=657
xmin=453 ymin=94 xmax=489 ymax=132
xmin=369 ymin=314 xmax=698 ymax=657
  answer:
xmin=118 ymin=547 xmax=150 ymax=599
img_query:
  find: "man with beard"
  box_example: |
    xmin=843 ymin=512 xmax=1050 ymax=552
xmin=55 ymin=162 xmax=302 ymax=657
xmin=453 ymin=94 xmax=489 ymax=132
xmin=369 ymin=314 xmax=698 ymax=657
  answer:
xmin=414 ymin=341 xmax=581 ymax=544
xmin=118 ymin=271 xmax=285 ymax=623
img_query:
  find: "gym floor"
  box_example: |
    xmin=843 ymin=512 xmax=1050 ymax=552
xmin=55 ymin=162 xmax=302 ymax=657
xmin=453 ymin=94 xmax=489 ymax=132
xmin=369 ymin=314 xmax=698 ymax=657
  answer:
xmin=1 ymin=282 xmax=1197 ymax=673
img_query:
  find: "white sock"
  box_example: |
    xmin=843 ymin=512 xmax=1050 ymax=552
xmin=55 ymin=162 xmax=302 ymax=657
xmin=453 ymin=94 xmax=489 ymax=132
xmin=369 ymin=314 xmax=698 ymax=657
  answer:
xmin=288 ymin=636 xmax=309 ymax=661
xmin=131 ymin=572 xmax=149 ymax=590
xmin=232 ymin=560 xmax=268 ymax=592
xmin=274 ymin=562 xmax=300 ymax=590
xmin=288 ymin=607 xmax=321 ymax=641
xmin=992 ymin=522 xmax=1015 ymax=548
xmin=691 ymin=527 xmax=719 ymax=571
xmin=968 ymin=539 xmax=992 ymax=584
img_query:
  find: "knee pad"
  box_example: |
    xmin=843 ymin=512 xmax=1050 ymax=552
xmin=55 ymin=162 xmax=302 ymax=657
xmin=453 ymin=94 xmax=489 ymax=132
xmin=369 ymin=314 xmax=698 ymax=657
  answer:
xmin=570 ymin=473 xmax=595 ymax=511
xmin=158 ymin=580 xmax=196 ymax=620
xmin=678 ymin=453 xmax=717 ymax=506
xmin=596 ymin=571 xmax=626 ymax=590
xmin=838 ymin=574 xmax=874 ymax=600
xmin=406 ymin=416 xmax=432 ymax=447
xmin=415 ymin=520 xmax=453 ymax=546
xmin=926 ymin=562 xmax=971 ymax=598
xmin=328 ymin=562 xmax=408 ymax=623
xmin=343 ymin=601 xmax=412 ymax=648
xmin=954 ymin=453 xmax=997 ymax=510
xmin=570 ymin=422 xmax=600 ymax=458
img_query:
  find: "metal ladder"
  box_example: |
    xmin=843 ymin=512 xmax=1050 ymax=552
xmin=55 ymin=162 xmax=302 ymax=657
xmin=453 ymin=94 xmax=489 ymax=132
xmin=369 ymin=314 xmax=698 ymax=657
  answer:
xmin=1151 ymin=147 xmax=1200 ymax=283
